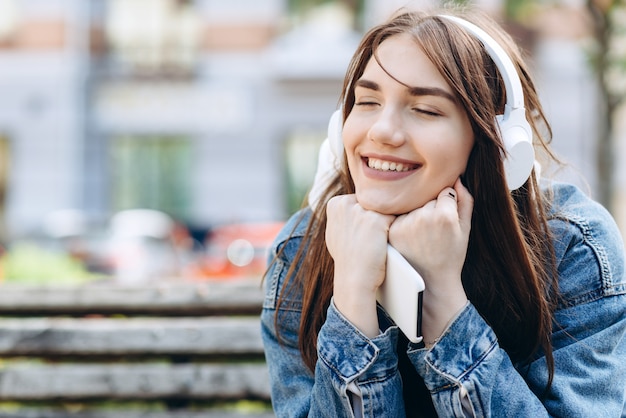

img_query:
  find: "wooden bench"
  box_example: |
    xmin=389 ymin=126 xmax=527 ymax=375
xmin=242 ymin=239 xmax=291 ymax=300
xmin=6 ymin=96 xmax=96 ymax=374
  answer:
xmin=0 ymin=279 xmax=274 ymax=418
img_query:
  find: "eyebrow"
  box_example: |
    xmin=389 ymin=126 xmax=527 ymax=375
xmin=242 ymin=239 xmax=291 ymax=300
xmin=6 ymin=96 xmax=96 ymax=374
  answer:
xmin=355 ymin=79 xmax=457 ymax=103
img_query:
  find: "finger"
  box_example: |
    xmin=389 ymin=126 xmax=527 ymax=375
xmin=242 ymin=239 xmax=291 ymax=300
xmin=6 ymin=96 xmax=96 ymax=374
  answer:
xmin=435 ymin=186 xmax=459 ymax=212
xmin=421 ymin=199 xmax=437 ymax=212
xmin=454 ymin=178 xmax=474 ymax=230
xmin=326 ymin=194 xmax=356 ymax=215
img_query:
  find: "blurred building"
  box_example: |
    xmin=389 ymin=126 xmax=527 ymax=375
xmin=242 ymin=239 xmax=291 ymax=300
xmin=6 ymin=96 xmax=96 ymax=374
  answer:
xmin=0 ymin=0 xmax=622 ymax=243
xmin=0 ymin=0 xmax=358 ymax=241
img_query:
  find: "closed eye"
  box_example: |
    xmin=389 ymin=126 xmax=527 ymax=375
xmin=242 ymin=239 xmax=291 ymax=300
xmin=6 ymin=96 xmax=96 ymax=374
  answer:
xmin=355 ymin=101 xmax=379 ymax=107
xmin=414 ymin=108 xmax=441 ymax=117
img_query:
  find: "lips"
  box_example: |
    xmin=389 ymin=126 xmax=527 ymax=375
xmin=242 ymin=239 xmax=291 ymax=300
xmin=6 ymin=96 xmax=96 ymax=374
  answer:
xmin=366 ymin=157 xmax=419 ymax=173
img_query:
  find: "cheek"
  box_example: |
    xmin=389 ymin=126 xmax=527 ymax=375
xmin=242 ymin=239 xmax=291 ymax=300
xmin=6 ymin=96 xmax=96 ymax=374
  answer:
xmin=459 ymin=138 xmax=475 ymax=171
xmin=340 ymin=121 xmax=362 ymax=165
xmin=341 ymin=117 xmax=359 ymax=148
xmin=428 ymin=128 xmax=472 ymax=162
xmin=444 ymin=123 xmax=474 ymax=170
xmin=454 ymin=141 xmax=474 ymax=169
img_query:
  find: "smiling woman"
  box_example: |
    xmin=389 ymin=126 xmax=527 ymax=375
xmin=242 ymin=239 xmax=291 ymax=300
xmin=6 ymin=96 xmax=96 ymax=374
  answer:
xmin=343 ymin=32 xmax=474 ymax=215
xmin=260 ymin=6 xmax=626 ymax=418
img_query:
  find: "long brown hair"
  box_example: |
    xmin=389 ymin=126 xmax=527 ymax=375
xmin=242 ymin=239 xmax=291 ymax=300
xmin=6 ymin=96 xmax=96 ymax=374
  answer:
xmin=276 ymin=7 xmax=559 ymax=386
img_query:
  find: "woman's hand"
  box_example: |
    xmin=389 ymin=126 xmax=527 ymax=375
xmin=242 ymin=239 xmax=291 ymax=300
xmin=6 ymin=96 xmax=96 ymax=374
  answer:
xmin=326 ymin=194 xmax=395 ymax=338
xmin=388 ymin=178 xmax=473 ymax=344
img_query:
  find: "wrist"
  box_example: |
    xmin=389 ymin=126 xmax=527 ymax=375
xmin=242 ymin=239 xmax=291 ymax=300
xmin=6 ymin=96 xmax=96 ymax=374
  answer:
xmin=421 ymin=288 xmax=468 ymax=345
xmin=333 ymin=284 xmax=379 ymax=338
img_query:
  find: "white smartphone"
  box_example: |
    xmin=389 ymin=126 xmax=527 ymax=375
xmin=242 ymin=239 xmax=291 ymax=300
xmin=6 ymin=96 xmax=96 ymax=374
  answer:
xmin=376 ymin=245 xmax=425 ymax=344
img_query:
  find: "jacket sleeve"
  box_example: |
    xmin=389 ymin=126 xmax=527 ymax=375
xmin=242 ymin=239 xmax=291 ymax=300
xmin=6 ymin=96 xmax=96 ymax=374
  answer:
xmin=407 ymin=199 xmax=626 ymax=417
xmin=260 ymin=217 xmax=317 ymax=417
xmin=261 ymin=299 xmax=407 ymax=417
xmin=408 ymin=295 xmax=626 ymax=417
xmin=260 ymin=215 xmax=406 ymax=417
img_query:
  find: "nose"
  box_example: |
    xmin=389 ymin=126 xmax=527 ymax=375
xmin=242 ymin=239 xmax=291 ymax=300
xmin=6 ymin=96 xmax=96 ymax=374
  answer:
xmin=367 ymin=108 xmax=408 ymax=147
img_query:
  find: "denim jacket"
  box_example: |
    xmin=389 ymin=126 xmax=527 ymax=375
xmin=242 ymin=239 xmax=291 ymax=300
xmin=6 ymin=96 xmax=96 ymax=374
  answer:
xmin=261 ymin=182 xmax=626 ymax=417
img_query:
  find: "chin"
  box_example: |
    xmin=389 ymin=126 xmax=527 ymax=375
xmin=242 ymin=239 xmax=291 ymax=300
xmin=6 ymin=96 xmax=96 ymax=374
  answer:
xmin=357 ymin=195 xmax=412 ymax=216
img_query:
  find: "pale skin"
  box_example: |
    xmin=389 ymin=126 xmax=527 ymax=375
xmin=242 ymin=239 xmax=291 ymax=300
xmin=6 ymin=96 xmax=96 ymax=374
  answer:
xmin=325 ymin=33 xmax=474 ymax=345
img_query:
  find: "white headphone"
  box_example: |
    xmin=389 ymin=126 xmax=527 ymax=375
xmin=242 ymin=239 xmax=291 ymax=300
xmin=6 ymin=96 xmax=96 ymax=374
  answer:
xmin=442 ymin=15 xmax=535 ymax=191
xmin=308 ymin=15 xmax=535 ymax=209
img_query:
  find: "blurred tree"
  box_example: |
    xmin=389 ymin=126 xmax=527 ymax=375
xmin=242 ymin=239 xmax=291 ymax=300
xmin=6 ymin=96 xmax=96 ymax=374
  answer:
xmin=586 ymin=0 xmax=625 ymax=210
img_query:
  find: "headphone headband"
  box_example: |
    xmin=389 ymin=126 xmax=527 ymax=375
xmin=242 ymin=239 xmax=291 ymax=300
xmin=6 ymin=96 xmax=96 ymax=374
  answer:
xmin=438 ymin=15 xmax=524 ymax=115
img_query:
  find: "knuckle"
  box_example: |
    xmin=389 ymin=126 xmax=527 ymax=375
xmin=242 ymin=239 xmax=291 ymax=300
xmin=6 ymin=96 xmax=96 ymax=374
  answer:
xmin=435 ymin=212 xmax=457 ymax=227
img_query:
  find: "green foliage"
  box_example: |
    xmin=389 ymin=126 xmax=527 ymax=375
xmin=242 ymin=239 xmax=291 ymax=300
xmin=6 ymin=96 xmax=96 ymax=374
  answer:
xmin=444 ymin=0 xmax=472 ymax=6
xmin=288 ymin=0 xmax=365 ymax=25
xmin=289 ymin=0 xmax=342 ymax=13
xmin=503 ymin=0 xmax=538 ymax=21
xmin=0 ymin=243 xmax=99 ymax=284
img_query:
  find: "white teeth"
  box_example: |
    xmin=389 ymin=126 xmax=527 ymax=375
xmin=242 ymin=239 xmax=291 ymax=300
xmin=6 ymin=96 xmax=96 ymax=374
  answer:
xmin=368 ymin=158 xmax=412 ymax=172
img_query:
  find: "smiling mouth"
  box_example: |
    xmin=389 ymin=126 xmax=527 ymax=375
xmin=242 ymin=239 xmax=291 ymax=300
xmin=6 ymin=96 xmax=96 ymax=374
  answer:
xmin=366 ymin=157 xmax=419 ymax=173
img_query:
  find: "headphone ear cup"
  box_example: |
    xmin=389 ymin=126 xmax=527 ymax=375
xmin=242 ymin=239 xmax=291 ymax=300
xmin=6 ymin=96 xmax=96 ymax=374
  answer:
xmin=308 ymin=109 xmax=344 ymax=209
xmin=327 ymin=109 xmax=344 ymax=160
xmin=497 ymin=108 xmax=535 ymax=190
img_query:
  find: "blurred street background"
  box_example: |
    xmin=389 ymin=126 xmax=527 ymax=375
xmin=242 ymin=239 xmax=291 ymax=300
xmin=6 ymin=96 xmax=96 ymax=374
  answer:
xmin=0 ymin=0 xmax=624 ymax=285
xmin=0 ymin=1 xmax=623 ymax=416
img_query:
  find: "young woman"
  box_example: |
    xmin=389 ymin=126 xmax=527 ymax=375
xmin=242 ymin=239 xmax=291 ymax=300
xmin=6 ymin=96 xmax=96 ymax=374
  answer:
xmin=261 ymin=7 xmax=626 ymax=417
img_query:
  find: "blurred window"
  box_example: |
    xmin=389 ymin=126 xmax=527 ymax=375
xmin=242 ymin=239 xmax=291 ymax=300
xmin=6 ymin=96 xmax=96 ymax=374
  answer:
xmin=0 ymin=0 xmax=18 ymax=46
xmin=110 ymin=135 xmax=192 ymax=221
xmin=284 ymin=130 xmax=324 ymax=214
xmin=0 ymin=0 xmax=69 ymax=50
xmin=0 ymin=135 xmax=9 ymax=243
xmin=196 ymin=0 xmax=282 ymax=51
xmin=104 ymin=0 xmax=200 ymax=75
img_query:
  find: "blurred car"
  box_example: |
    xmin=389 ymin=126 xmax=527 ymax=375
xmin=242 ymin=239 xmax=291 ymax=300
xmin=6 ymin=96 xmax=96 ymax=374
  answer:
xmin=193 ymin=221 xmax=284 ymax=280
xmin=106 ymin=209 xmax=186 ymax=284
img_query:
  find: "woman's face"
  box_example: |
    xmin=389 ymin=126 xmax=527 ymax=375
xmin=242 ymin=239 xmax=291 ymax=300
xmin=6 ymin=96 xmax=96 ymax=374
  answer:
xmin=343 ymin=33 xmax=475 ymax=215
